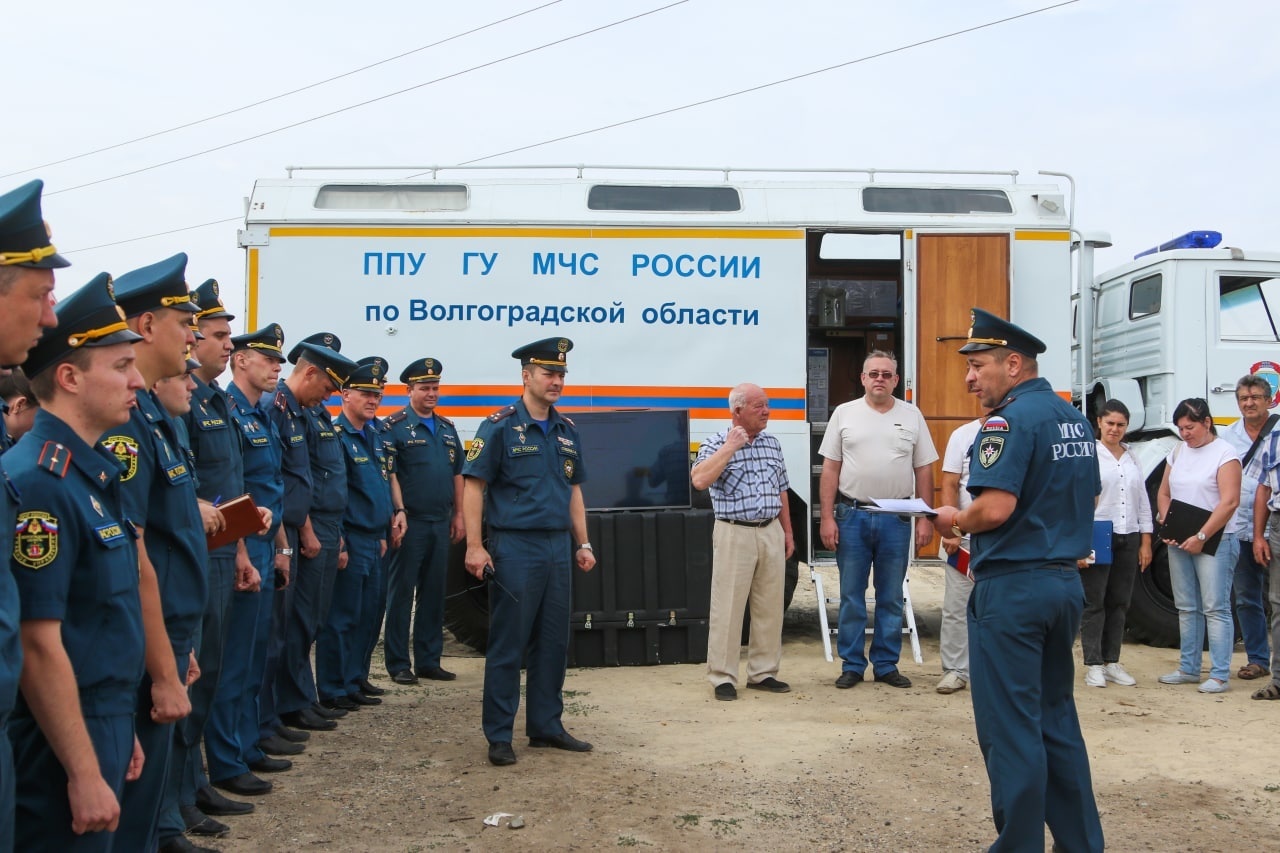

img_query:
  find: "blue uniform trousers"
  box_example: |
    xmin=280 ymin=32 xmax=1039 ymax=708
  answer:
xmin=116 ymin=651 xmax=191 ymax=850
xmin=0 ymin=713 xmax=11 ymax=853
xmin=205 ymin=538 xmax=275 ymax=783
xmin=384 ymin=517 xmax=450 ymax=674
xmin=482 ymin=529 xmax=572 ymax=744
xmin=358 ymin=543 xmax=389 ymax=680
xmin=256 ymin=528 xmax=293 ymax=745
xmin=969 ymin=566 xmax=1104 ymax=853
xmin=277 ymin=515 xmax=342 ymax=716
xmin=317 ymin=532 xmax=379 ymax=699
xmin=834 ymin=506 xmax=911 ymax=677
xmin=11 ymin=707 xmax=134 ymax=852
xmin=158 ymin=555 xmax=235 ymax=841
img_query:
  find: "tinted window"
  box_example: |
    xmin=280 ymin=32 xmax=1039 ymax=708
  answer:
xmin=587 ymin=185 xmax=741 ymax=212
xmin=314 ymin=184 xmax=467 ymax=210
xmin=862 ymin=187 xmax=1013 ymax=214
xmin=1129 ymin=273 xmax=1162 ymax=320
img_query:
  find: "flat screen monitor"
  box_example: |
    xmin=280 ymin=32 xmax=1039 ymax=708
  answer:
xmin=571 ymin=409 xmax=692 ymax=511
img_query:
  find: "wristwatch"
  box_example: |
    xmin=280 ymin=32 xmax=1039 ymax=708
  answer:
xmin=950 ymin=514 xmax=964 ymax=539
xmin=578 ymin=543 xmax=593 ymax=552
xmin=276 ymin=548 xmax=294 ymax=556
xmin=1196 ymin=531 xmax=1207 ymax=542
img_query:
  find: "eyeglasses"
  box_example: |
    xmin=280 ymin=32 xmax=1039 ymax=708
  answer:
xmin=864 ymin=371 xmax=895 ymax=380
xmin=1238 ymin=394 xmax=1268 ymax=402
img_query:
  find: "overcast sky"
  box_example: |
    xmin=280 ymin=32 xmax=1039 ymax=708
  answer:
xmin=7 ymin=0 xmax=1277 ymax=320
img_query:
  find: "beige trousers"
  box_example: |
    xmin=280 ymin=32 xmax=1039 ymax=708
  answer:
xmin=706 ymin=518 xmax=784 ymax=687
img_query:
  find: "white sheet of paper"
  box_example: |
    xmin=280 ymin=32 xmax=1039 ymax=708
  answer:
xmin=864 ymin=498 xmax=937 ymax=517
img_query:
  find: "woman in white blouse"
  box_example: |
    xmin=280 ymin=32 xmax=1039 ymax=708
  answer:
xmin=1082 ymin=400 xmax=1153 ymax=688
xmin=1156 ymin=397 xmax=1242 ymax=694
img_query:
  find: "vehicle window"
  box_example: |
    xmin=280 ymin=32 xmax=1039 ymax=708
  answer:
xmin=1129 ymin=273 xmax=1162 ymax=320
xmin=1220 ymin=274 xmax=1280 ymax=342
xmin=587 ymin=185 xmax=741 ymax=212
xmin=862 ymin=187 xmax=1012 ymax=214
xmin=315 ymin=185 xmax=468 ymax=210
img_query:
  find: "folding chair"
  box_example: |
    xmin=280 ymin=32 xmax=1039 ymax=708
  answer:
xmin=812 ymin=562 xmax=922 ymax=665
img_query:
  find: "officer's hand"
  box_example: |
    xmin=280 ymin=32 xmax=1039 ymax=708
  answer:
xmin=125 ymin=736 xmax=145 ymax=782
xmin=300 ymin=527 xmax=321 ymax=559
xmin=820 ymin=516 xmax=838 ymax=551
xmin=914 ymin=517 xmax=932 ymax=549
xmin=1255 ymin=538 xmax=1271 ymax=567
xmin=724 ymin=425 xmax=749 ymax=452
xmin=929 ymin=506 xmax=961 ymax=538
xmin=450 ymin=513 xmax=466 ymax=544
xmin=274 ymin=553 xmax=291 ymax=587
xmin=151 ymin=677 xmax=192 ymax=724
xmin=199 ymin=503 xmax=226 ymax=536
xmin=257 ymin=507 xmax=273 ymax=532
xmin=234 ymin=555 xmax=257 ymax=591
xmin=576 ymin=547 xmax=597 ymax=573
xmin=337 ymin=548 xmax=349 ymax=571
xmin=186 ymin=651 xmax=200 ymax=687
xmin=391 ymin=513 xmax=407 ymax=543
xmin=68 ymin=772 xmax=121 ymax=834
xmin=379 ymin=539 xmax=387 ymax=559
xmin=465 ymin=545 xmax=492 ymax=579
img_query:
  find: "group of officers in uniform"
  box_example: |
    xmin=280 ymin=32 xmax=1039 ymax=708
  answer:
xmin=0 ymin=179 xmax=598 ymax=852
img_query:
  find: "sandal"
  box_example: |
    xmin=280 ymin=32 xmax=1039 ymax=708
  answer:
xmin=1239 ymin=663 xmax=1270 ymax=680
xmin=1251 ymin=682 xmax=1280 ymax=700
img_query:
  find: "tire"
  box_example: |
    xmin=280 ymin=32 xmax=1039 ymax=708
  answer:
xmin=1124 ymin=464 xmax=1179 ymax=647
xmin=444 ymin=539 xmax=490 ymax=653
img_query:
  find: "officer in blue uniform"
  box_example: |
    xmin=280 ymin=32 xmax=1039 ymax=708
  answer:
xmin=317 ymin=358 xmax=393 ymax=709
xmin=931 ymin=308 xmax=1104 ymax=853
xmin=206 ymin=324 xmax=288 ymax=798
xmin=272 ymin=336 xmax=356 ymax=732
xmin=0 ymin=178 xmax=64 ymax=848
xmin=462 ymin=337 xmax=596 ymax=767
xmin=108 ymin=255 xmax=217 ymax=850
xmin=6 ymin=273 xmax=146 ymax=850
xmin=163 ymin=277 xmax=251 ymax=842
xmin=353 ymin=356 xmax=395 ymax=697
xmin=383 ymin=357 xmax=464 ymax=684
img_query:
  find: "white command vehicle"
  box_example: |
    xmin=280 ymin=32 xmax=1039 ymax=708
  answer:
xmin=1074 ymin=231 xmax=1280 ymax=645
xmin=242 ymin=166 xmax=1092 ymax=608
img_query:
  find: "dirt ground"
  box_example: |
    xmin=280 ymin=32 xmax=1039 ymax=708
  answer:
xmin=212 ymin=564 xmax=1280 ymax=852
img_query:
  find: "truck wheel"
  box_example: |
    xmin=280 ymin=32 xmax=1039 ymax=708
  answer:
xmin=1125 ymin=466 xmax=1179 ymax=647
xmin=444 ymin=540 xmax=490 ymax=653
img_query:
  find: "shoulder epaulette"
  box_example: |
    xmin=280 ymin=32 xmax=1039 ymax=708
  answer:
xmin=36 ymin=441 xmax=71 ymax=478
xmin=435 ymin=413 xmax=455 ymax=427
xmin=385 ymin=409 xmax=409 ymax=426
xmin=488 ymin=405 xmax=517 ymax=423
xmin=273 ymin=390 xmax=287 ymax=412
xmin=561 ymin=414 xmax=576 ymax=428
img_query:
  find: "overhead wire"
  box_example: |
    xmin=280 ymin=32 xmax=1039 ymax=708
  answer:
xmin=45 ymin=1 xmax=690 ymax=197
xmin=0 ymin=0 xmax=565 ymax=181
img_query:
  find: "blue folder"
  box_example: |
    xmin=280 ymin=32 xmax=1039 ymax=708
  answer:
xmin=1092 ymin=520 xmax=1114 ymax=564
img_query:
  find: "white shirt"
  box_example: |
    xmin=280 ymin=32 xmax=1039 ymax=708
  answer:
xmin=1095 ymin=441 xmax=1153 ymax=535
xmin=818 ymin=397 xmax=938 ymax=501
xmin=942 ymin=419 xmax=983 ymax=512
xmin=1166 ymin=437 xmax=1240 ymax=512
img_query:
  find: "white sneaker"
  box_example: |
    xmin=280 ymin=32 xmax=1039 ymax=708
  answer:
xmin=1159 ymin=670 xmax=1200 ymax=684
xmin=1198 ymin=678 xmax=1229 ymax=694
xmin=1084 ymin=665 xmax=1107 ymax=688
xmin=1103 ymin=662 xmax=1137 ymax=686
xmin=936 ymin=671 xmax=967 ymax=694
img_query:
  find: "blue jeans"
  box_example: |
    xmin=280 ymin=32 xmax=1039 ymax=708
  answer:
xmin=1168 ymin=532 xmax=1238 ymax=682
xmin=1234 ymin=541 xmax=1271 ymax=669
xmin=834 ymin=505 xmax=910 ymax=676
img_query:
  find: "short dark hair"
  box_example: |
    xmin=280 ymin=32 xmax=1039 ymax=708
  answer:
xmin=1099 ymin=399 xmax=1130 ymax=422
xmin=1172 ymin=397 xmax=1216 ymax=435
xmin=0 ymin=369 xmax=37 ymax=407
xmin=28 ymin=349 xmax=93 ymax=404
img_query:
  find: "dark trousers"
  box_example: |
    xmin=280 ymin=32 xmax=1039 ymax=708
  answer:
xmin=0 ymin=713 xmax=11 ymax=853
xmin=12 ymin=710 xmax=134 ymax=852
xmin=276 ymin=516 xmax=342 ymax=716
xmin=317 ymin=532 xmax=379 ymax=699
xmin=969 ymin=567 xmax=1104 ymax=853
xmin=384 ymin=517 xmax=451 ymax=674
xmin=1234 ymin=541 xmax=1272 ymax=668
xmin=257 ymin=527 xmax=293 ymax=743
xmin=358 ymin=543 xmax=389 ymax=680
xmin=1079 ymin=532 xmax=1140 ymax=665
xmin=117 ymin=650 xmax=191 ymax=851
xmin=482 ymin=529 xmax=572 ymax=745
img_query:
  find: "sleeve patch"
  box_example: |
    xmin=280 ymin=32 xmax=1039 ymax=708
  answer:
xmin=977 ymin=435 xmax=1005 ymax=468
xmin=466 ymin=437 xmax=485 ymax=462
xmin=981 ymin=416 xmax=1009 ymax=432
xmin=101 ymin=436 xmax=140 ymax=481
xmin=14 ymin=511 xmax=59 ymax=570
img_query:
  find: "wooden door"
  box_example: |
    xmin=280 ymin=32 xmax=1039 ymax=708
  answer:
xmin=915 ymin=234 xmax=1010 ymax=541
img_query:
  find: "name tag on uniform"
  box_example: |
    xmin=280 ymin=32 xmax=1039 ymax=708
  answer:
xmin=95 ymin=522 xmax=127 ymax=546
xmin=289 ymin=434 xmax=305 ymax=445
xmin=197 ymin=418 xmax=226 ymax=430
xmin=510 ymin=445 xmax=541 ymax=456
xmin=247 ymin=435 xmax=269 ymax=446
xmin=405 ymin=439 xmax=427 ymax=447
xmin=164 ymin=462 xmax=190 ymax=483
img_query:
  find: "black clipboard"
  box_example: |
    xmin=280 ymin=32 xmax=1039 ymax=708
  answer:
xmin=1159 ymin=499 xmax=1223 ymax=556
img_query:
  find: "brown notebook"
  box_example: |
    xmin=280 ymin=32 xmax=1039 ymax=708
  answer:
xmin=206 ymin=494 xmax=266 ymax=551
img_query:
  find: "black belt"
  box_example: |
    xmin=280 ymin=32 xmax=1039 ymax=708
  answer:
xmin=837 ymin=494 xmax=871 ymax=509
xmin=717 ymin=517 xmax=774 ymax=528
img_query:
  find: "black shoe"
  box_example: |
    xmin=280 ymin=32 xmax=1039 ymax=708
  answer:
xmin=747 ymin=677 xmax=791 ymax=693
xmin=180 ymin=804 xmax=230 ymax=838
xmin=488 ymin=741 xmax=517 ymax=766
xmin=714 ymin=683 xmax=737 ymax=701
xmin=416 ymin=665 xmax=457 ymax=681
xmin=528 ymin=731 xmax=593 ymax=752
xmin=195 ymin=785 xmax=255 ymax=816
xmin=159 ymin=836 xmax=218 ymax=853
xmin=213 ymin=772 xmax=273 ymax=796
xmin=391 ymin=670 xmax=419 ymax=685
xmin=835 ymin=671 xmax=864 ymax=689
xmin=347 ymin=691 xmax=381 ymax=706
xmin=877 ymin=669 xmax=912 ymax=688
xmin=281 ymin=709 xmax=337 ymax=731
xmin=357 ymin=677 xmax=386 ymax=696
xmin=310 ymin=701 xmax=347 ymax=719
xmin=250 ymin=755 xmax=293 ymax=774
xmin=258 ymin=733 xmax=305 ymax=756
xmin=320 ymin=695 xmax=360 ymax=712
xmin=275 ymin=724 xmax=311 ymax=743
